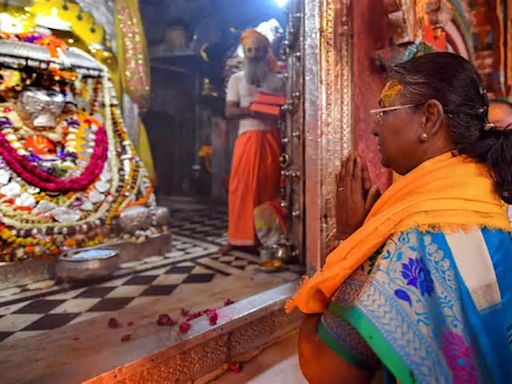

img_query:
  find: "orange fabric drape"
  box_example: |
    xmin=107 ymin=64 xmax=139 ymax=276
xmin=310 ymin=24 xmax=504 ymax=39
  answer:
xmin=286 ymin=153 xmax=511 ymax=314
xmin=228 ymin=130 xmax=281 ymax=246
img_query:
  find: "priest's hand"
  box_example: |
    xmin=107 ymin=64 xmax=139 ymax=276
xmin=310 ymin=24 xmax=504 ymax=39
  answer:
xmin=335 ymin=152 xmax=380 ymax=240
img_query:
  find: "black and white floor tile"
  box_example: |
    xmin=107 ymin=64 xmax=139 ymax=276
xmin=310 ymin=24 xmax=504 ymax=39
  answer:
xmin=0 ymin=265 xmax=216 ymax=342
xmin=0 ymin=205 xmax=266 ymax=344
xmin=0 ymin=236 xmax=237 ymax=342
xmin=170 ymin=206 xmax=228 ymax=245
xmin=0 ymin=235 xmax=217 ymax=305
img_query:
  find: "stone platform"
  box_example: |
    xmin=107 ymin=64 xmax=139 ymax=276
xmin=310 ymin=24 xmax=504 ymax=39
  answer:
xmin=0 ymin=275 xmax=300 ymax=383
xmin=0 ymin=233 xmax=172 ymax=290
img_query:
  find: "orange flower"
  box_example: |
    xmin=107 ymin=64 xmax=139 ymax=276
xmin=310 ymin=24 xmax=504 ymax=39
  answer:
xmin=64 ymin=239 xmax=77 ymax=248
xmin=126 ymin=185 xmax=154 ymax=208
xmin=25 ymin=135 xmax=57 ymax=157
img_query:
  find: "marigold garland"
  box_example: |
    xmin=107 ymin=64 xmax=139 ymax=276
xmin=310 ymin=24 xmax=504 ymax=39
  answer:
xmin=126 ymin=184 xmax=153 ymax=208
xmin=0 ymin=224 xmax=59 ymax=257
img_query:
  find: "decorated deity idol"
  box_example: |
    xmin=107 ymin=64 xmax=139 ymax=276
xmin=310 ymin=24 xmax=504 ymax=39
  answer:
xmin=0 ymin=32 xmax=168 ymax=262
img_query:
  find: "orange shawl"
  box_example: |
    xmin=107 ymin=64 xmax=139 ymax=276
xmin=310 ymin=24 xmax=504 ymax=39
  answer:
xmin=286 ymin=153 xmax=511 ymax=314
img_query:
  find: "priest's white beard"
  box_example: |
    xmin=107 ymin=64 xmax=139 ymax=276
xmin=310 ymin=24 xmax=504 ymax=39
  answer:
xmin=244 ymin=59 xmax=269 ymax=86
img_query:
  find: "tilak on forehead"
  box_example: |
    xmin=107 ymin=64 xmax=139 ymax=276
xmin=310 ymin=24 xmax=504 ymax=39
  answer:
xmin=380 ymin=79 xmax=402 ymax=107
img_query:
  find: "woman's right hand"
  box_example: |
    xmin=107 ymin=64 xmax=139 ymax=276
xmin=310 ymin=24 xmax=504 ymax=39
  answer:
xmin=335 ymin=152 xmax=380 ymax=240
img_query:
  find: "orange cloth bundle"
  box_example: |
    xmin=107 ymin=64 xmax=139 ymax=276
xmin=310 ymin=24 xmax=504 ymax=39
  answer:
xmin=249 ymin=103 xmax=281 ymax=116
xmin=286 ymin=153 xmax=512 ymax=314
xmin=255 ymin=91 xmax=287 ymax=106
xmin=249 ymin=91 xmax=286 ymax=117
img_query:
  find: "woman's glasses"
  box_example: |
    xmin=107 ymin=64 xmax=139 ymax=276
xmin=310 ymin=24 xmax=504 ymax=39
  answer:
xmin=369 ymin=104 xmax=419 ymax=125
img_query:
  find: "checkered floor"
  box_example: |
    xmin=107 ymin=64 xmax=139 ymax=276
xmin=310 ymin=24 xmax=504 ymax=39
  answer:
xmin=0 ymin=235 xmax=262 ymax=343
xmin=0 ymin=204 xmax=261 ymax=344
xmin=170 ymin=206 xmax=228 ymax=245
xmin=0 ymin=235 xmax=218 ymax=302
xmin=0 ymin=203 xmax=302 ymax=344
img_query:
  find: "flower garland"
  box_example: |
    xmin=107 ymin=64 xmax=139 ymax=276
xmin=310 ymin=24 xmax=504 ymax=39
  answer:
xmin=103 ymin=92 xmax=143 ymax=228
xmin=1 ymin=109 xmax=86 ymax=175
xmin=0 ymin=123 xmax=107 ymax=192
xmin=0 ymin=69 xmax=156 ymax=262
xmin=0 ymin=81 xmax=119 ymax=232
xmin=0 ymin=32 xmax=78 ymax=81
xmin=0 ymin=193 xmax=48 ymax=222
xmin=126 ymin=183 xmax=154 ymax=209
xmin=63 ymin=116 xmax=80 ymax=157
xmin=103 ymin=75 xmax=120 ymax=198
xmin=0 ymin=224 xmax=59 ymax=260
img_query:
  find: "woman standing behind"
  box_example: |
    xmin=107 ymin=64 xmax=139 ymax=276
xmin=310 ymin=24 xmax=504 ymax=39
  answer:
xmin=291 ymin=53 xmax=512 ymax=383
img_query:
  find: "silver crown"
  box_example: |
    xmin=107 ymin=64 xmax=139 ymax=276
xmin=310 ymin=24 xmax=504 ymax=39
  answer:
xmin=0 ymin=39 xmax=103 ymax=76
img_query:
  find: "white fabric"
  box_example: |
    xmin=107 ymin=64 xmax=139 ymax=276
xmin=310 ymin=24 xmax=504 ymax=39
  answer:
xmin=445 ymin=229 xmax=501 ymax=312
xmin=226 ymin=71 xmax=285 ymax=135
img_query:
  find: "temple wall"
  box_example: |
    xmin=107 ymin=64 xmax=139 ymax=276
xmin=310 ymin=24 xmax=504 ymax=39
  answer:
xmin=304 ymin=0 xmax=511 ymax=266
xmin=352 ymin=0 xmax=393 ymax=190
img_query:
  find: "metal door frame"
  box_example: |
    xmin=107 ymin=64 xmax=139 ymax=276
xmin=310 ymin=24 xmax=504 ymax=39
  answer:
xmin=303 ymin=0 xmax=353 ymax=273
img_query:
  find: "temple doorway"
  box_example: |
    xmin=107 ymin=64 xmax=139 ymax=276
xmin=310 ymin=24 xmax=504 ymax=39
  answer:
xmin=141 ymin=0 xmax=305 ymax=281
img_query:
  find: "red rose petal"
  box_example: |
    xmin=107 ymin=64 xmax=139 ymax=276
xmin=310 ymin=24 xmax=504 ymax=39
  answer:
xmin=208 ymin=310 xmax=218 ymax=326
xmin=157 ymin=314 xmax=177 ymax=326
xmin=224 ymin=299 xmax=235 ymax=306
xmin=121 ymin=334 xmax=131 ymax=342
xmin=181 ymin=308 xmax=190 ymax=317
xmin=186 ymin=311 xmax=204 ymax=321
xmin=228 ymin=362 xmax=242 ymax=373
xmin=108 ymin=317 xmax=121 ymax=328
xmin=179 ymin=321 xmax=191 ymax=334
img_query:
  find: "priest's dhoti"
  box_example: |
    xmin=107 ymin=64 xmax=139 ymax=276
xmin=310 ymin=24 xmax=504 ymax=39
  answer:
xmin=227 ymin=129 xmax=281 ymax=246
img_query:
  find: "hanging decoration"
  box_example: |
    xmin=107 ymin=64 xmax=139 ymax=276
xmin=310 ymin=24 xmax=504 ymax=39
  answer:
xmin=114 ymin=0 xmax=150 ymax=110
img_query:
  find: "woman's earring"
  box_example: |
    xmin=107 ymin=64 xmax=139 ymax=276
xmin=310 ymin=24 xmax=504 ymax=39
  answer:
xmin=420 ymin=133 xmax=428 ymax=142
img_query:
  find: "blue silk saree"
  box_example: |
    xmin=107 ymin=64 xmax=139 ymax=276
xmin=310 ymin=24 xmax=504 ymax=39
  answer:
xmin=318 ymin=228 xmax=512 ymax=383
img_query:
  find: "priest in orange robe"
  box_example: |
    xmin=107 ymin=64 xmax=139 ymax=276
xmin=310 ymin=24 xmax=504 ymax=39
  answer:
xmin=222 ymin=29 xmax=285 ymax=254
